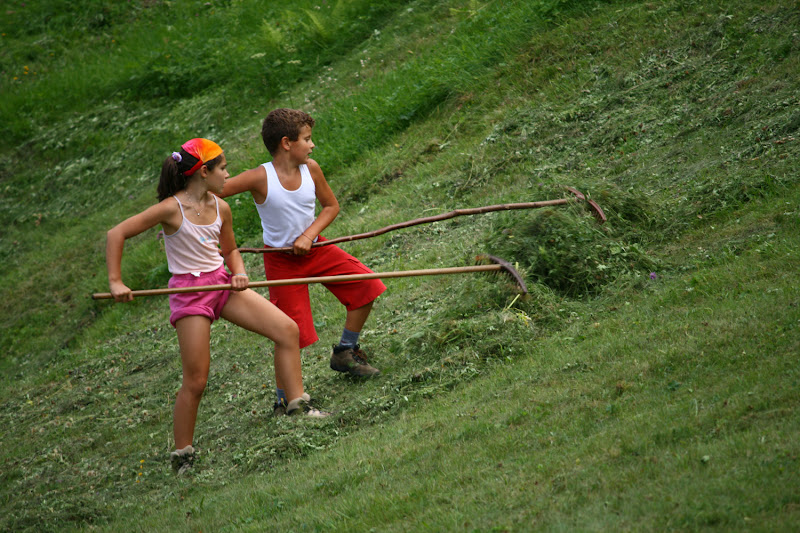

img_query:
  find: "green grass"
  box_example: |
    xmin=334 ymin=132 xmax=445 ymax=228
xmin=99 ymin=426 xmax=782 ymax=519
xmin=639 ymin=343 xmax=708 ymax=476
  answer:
xmin=1 ymin=0 xmax=799 ymax=530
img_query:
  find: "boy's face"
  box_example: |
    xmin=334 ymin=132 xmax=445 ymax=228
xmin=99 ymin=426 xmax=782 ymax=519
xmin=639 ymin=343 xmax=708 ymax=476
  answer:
xmin=286 ymin=125 xmax=314 ymax=163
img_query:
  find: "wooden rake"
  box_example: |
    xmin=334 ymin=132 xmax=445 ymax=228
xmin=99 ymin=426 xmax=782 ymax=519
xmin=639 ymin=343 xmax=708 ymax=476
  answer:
xmin=91 ymin=255 xmax=527 ymax=300
xmin=237 ymin=187 xmax=606 ymax=254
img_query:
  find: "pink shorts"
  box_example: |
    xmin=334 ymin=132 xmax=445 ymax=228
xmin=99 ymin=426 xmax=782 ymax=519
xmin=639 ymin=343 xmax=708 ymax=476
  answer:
xmin=263 ymin=236 xmax=386 ymax=348
xmin=168 ymin=265 xmax=232 ymax=327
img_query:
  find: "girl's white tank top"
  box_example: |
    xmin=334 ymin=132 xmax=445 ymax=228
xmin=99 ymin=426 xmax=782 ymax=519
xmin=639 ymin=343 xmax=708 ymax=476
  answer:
xmin=255 ymin=162 xmax=316 ymax=248
xmin=164 ymin=196 xmax=224 ymax=275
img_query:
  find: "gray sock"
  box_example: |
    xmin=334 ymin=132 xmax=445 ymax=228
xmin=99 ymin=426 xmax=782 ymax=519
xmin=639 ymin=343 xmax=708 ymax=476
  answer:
xmin=338 ymin=328 xmax=360 ymax=348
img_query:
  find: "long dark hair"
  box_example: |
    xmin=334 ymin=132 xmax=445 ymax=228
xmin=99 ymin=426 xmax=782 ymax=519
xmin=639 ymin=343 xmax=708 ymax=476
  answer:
xmin=157 ymin=150 xmax=224 ymax=201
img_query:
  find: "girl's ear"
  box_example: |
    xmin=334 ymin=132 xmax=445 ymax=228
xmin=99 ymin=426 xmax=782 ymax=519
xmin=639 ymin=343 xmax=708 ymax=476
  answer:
xmin=198 ymin=164 xmax=209 ymax=179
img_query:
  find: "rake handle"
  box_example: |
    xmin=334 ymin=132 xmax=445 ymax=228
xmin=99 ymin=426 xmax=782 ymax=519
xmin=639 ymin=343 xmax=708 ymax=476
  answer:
xmin=91 ymin=264 xmax=503 ymax=300
xmin=237 ymin=198 xmax=577 ymax=254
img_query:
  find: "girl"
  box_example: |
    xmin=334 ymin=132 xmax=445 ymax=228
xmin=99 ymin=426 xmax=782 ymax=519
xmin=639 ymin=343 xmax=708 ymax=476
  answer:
xmin=106 ymin=138 xmax=327 ymax=475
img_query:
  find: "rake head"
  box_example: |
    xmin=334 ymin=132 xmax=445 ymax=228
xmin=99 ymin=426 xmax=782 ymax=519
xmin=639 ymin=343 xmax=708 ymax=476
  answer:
xmin=566 ymin=187 xmax=607 ymax=224
xmin=476 ymin=254 xmax=528 ymax=295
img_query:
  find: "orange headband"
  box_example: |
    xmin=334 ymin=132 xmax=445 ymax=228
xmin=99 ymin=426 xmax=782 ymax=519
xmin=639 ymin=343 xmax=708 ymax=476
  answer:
xmin=180 ymin=138 xmax=223 ymax=176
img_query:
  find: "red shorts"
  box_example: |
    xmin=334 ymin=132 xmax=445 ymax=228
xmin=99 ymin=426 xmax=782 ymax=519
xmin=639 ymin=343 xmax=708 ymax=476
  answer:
xmin=168 ymin=265 xmax=231 ymax=327
xmin=263 ymin=236 xmax=386 ymax=348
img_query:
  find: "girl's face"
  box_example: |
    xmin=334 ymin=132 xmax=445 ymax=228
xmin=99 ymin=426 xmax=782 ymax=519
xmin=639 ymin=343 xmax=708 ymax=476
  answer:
xmin=204 ymin=154 xmax=229 ymax=194
xmin=287 ymin=125 xmax=314 ymax=163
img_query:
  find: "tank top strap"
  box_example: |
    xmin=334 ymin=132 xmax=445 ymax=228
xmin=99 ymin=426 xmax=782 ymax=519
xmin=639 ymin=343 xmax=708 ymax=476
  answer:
xmin=264 ymin=162 xmax=280 ymax=198
xmin=173 ymin=195 xmax=186 ymax=218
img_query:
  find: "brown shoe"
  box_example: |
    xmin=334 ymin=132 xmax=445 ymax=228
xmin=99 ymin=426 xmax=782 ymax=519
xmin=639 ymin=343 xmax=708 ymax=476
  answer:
xmin=330 ymin=344 xmax=380 ymax=377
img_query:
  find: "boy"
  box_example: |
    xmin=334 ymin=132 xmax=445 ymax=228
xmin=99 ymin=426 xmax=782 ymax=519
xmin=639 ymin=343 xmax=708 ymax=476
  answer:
xmin=220 ymin=109 xmax=386 ymax=391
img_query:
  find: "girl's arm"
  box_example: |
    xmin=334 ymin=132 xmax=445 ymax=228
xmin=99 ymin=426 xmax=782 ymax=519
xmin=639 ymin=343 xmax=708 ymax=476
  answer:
xmin=218 ymin=200 xmax=249 ymax=291
xmin=106 ymin=199 xmax=181 ymax=302
xmin=292 ymin=158 xmax=340 ymax=255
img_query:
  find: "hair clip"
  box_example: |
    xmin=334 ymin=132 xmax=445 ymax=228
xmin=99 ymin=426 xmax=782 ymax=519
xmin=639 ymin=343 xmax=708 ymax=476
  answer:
xmin=171 ymin=152 xmax=182 ymax=162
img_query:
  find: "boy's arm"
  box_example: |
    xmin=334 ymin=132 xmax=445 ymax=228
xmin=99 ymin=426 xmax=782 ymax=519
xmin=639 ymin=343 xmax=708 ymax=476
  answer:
xmin=292 ymin=158 xmax=339 ymax=255
xmin=219 ymin=166 xmax=268 ymax=204
xmin=106 ymin=199 xmax=180 ymax=301
xmin=218 ymin=200 xmax=249 ymax=291
xmin=305 ymin=158 xmax=340 ymax=239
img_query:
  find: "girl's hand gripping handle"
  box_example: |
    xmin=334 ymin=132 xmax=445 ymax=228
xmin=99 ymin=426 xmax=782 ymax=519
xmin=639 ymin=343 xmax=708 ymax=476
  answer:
xmin=230 ymin=273 xmax=249 ymax=291
xmin=109 ymin=280 xmax=133 ymax=302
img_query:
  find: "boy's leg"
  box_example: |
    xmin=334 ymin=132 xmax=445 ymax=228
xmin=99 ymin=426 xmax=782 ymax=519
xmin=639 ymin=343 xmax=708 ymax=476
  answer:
xmin=174 ymin=315 xmax=212 ymax=450
xmin=264 ymin=241 xmax=385 ymax=376
xmin=336 ymin=301 xmax=373 ymax=350
xmin=221 ymin=288 xmax=304 ymax=402
xmin=312 ymin=246 xmax=384 ymax=377
xmin=266 ymin=283 xmax=319 ymax=348
xmin=343 ymin=301 xmax=374 ymax=340
xmin=263 ymin=252 xmax=320 ymax=348
xmin=331 ymin=300 xmax=381 ymax=377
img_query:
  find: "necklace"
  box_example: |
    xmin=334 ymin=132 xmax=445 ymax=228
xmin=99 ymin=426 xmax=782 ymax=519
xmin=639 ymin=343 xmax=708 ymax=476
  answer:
xmin=184 ymin=193 xmax=205 ymax=217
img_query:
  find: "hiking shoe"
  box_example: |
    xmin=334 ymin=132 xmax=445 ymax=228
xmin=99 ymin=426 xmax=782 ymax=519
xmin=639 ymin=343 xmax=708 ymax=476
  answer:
xmin=330 ymin=344 xmax=380 ymax=377
xmin=286 ymin=393 xmax=329 ymax=418
xmin=170 ymin=445 xmax=195 ymax=475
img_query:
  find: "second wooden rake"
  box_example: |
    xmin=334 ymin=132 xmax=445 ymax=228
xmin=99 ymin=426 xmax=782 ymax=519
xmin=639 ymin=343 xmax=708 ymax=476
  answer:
xmin=237 ymin=187 xmax=605 ymax=254
xmin=92 ymin=255 xmax=527 ymax=300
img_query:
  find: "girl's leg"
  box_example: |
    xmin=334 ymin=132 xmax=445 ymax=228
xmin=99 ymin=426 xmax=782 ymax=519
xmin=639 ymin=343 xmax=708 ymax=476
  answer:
xmin=174 ymin=315 xmax=212 ymax=449
xmin=221 ymin=289 xmax=304 ymax=401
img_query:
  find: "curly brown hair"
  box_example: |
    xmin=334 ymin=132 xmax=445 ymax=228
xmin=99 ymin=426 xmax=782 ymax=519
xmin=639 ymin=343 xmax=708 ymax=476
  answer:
xmin=261 ymin=108 xmax=316 ymax=155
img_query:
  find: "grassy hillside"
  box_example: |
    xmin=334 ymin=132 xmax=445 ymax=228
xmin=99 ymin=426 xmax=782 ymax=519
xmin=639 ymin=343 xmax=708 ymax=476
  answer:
xmin=1 ymin=0 xmax=798 ymax=531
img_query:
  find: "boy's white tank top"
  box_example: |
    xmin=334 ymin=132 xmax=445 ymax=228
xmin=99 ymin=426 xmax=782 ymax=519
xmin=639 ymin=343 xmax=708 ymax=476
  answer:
xmin=164 ymin=196 xmax=224 ymax=275
xmin=256 ymin=162 xmax=316 ymax=248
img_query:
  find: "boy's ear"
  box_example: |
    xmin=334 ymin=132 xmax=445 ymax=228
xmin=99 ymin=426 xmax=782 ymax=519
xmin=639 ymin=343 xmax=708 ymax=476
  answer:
xmin=280 ymin=136 xmax=291 ymax=151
